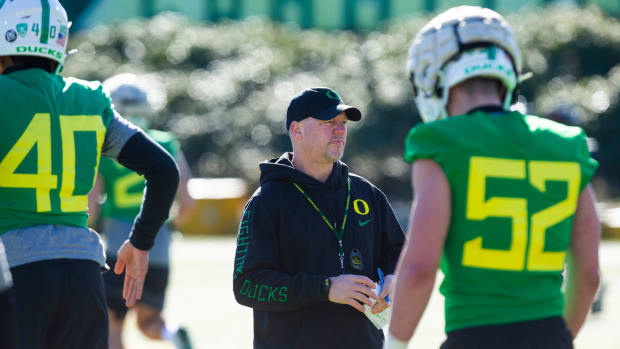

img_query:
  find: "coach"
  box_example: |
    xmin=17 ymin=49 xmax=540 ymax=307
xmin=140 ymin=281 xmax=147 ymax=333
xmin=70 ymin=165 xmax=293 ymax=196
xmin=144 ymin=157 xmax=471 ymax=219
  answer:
xmin=233 ymin=87 xmax=405 ymax=348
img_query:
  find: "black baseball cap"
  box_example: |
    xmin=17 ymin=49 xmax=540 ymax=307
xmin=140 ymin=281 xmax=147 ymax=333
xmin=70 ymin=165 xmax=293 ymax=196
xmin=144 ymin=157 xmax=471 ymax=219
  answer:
xmin=286 ymin=87 xmax=362 ymax=130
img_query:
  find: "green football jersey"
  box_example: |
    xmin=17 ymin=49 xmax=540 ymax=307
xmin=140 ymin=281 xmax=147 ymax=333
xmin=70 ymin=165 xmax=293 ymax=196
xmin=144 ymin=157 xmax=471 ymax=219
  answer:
xmin=0 ymin=69 xmax=114 ymax=234
xmin=99 ymin=129 xmax=178 ymax=221
xmin=404 ymin=110 xmax=598 ymax=332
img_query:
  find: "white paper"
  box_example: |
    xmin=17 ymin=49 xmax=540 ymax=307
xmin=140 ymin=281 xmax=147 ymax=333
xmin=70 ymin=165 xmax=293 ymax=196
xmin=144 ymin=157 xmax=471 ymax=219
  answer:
xmin=363 ymin=282 xmax=392 ymax=329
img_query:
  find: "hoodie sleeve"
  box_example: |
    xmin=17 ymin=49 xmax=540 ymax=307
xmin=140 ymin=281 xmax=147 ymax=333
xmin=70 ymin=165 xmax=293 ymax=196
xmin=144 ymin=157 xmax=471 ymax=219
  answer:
xmin=374 ymin=187 xmax=406 ymax=275
xmin=233 ymin=192 xmax=328 ymax=312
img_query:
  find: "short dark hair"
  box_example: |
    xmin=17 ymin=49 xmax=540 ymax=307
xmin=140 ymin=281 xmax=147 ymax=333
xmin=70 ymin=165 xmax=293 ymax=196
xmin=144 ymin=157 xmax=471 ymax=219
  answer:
xmin=8 ymin=55 xmax=58 ymax=73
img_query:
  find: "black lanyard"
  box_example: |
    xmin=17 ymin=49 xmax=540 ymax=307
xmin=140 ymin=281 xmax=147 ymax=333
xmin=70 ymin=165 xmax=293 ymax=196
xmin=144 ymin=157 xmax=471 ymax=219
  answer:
xmin=292 ymin=179 xmax=351 ymax=271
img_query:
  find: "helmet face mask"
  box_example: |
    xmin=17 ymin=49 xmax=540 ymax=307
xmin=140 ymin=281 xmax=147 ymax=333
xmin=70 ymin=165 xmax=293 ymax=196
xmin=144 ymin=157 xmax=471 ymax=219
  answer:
xmin=0 ymin=0 xmax=70 ymax=69
xmin=407 ymin=6 xmax=523 ymax=123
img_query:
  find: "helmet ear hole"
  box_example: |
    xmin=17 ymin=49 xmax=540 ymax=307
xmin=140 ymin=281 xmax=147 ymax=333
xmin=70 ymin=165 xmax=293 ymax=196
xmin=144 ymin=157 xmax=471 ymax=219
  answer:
xmin=436 ymin=87 xmax=444 ymax=99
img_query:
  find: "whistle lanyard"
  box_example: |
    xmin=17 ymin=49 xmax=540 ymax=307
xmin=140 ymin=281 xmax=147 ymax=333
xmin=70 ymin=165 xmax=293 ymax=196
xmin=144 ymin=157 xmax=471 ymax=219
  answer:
xmin=292 ymin=179 xmax=351 ymax=272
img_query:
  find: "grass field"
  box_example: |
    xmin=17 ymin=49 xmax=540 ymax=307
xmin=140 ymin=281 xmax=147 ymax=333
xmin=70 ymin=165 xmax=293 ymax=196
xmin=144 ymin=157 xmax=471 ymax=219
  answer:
xmin=122 ymin=236 xmax=620 ymax=348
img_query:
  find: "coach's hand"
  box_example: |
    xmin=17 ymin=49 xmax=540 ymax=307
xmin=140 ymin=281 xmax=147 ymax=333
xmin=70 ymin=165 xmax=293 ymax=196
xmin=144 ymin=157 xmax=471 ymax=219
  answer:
xmin=115 ymin=240 xmax=149 ymax=308
xmin=328 ymin=274 xmax=377 ymax=312
xmin=372 ymin=274 xmax=394 ymax=314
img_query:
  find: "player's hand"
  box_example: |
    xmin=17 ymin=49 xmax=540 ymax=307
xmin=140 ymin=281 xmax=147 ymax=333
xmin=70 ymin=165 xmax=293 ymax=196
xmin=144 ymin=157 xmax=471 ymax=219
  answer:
xmin=328 ymin=274 xmax=377 ymax=312
xmin=372 ymin=274 xmax=394 ymax=314
xmin=115 ymin=240 xmax=149 ymax=308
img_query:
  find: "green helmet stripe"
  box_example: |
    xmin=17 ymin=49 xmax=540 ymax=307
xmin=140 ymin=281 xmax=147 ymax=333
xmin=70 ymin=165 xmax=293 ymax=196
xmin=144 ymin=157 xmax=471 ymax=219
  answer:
xmin=40 ymin=0 xmax=50 ymax=44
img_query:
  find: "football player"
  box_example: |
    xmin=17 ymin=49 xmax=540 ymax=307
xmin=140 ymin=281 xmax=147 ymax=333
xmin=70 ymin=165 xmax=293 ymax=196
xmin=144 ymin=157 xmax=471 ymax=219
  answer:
xmin=386 ymin=6 xmax=600 ymax=349
xmin=0 ymin=1 xmax=179 ymax=348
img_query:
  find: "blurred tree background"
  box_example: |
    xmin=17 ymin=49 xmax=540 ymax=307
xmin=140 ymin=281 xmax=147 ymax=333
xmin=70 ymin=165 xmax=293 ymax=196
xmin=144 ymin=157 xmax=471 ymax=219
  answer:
xmin=63 ymin=5 xmax=620 ymax=200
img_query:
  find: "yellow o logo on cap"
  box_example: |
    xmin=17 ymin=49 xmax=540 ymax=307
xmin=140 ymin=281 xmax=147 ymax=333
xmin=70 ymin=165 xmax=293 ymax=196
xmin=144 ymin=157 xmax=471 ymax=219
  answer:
xmin=353 ymin=199 xmax=369 ymax=215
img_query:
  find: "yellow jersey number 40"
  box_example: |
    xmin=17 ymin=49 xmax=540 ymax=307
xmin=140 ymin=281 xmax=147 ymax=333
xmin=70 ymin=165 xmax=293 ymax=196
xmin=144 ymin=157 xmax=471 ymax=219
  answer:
xmin=0 ymin=113 xmax=106 ymax=212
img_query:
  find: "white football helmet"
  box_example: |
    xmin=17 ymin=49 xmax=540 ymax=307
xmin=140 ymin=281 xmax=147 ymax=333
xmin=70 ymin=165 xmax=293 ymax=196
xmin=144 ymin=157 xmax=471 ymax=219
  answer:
xmin=407 ymin=6 xmax=523 ymax=122
xmin=103 ymin=73 xmax=155 ymax=121
xmin=0 ymin=0 xmax=70 ymax=68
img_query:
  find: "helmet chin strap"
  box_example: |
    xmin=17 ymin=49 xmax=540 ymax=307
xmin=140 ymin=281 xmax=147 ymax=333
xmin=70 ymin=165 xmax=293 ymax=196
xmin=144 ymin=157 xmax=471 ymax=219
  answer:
xmin=438 ymin=70 xmax=450 ymax=119
xmin=503 ymin=87 xmax=515 ymax=110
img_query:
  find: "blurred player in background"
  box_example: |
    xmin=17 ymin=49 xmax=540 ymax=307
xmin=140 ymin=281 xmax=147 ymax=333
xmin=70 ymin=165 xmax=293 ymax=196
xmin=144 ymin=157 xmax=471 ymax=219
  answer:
xmin=386 ymin=6 xmax=600 ymax=349
xmin=0 ymin=1 xmax=180 ymax=348
xmin=88 ymin=73 xmax=195 ymax=349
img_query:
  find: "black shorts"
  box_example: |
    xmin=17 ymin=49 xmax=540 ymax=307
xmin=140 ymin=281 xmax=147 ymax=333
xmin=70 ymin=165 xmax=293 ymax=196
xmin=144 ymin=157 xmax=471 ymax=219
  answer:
xmin=10 ymin=259 xmax=108 ymax=349
xmin=103 ymin=256 xmax=169 ymax=319
xmin=440 ymin=316 xmax=573 ymax=349
xmin=0 ymin=288 xmax=17 ymax=349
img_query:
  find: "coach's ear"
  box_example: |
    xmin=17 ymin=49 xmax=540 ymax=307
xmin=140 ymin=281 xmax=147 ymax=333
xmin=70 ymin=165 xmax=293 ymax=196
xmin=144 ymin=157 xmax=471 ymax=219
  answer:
xmin=289 ymin=121 xmax=303 ymax=140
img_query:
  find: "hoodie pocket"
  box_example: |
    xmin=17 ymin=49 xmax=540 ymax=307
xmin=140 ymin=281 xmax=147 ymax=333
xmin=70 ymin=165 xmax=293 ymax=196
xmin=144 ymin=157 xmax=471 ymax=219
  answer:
xmin=292 ymin=312 xmax=382 ymax=349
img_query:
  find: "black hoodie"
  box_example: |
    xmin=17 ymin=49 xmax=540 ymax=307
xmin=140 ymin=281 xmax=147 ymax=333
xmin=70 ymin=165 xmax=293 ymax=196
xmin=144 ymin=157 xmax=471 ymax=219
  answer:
xmin=233 ymin=153 xmax=405 ymax=349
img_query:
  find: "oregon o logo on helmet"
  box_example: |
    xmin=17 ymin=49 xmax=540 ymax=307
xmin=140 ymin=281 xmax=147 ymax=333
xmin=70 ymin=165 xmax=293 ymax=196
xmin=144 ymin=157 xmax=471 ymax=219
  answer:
xmin=326 ymin=90 xmax=341 ymax=101
xmin=16 ymin=46 xmax=62 ymax=60
xmin=5 ymin=30 xmax=17 ymax=43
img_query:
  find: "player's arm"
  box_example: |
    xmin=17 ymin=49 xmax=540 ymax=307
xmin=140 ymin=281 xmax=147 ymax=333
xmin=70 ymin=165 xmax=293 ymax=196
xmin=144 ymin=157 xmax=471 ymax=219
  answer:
xmin=101 ymin=113 xmax=180 ymax=306
xmin=114 ymin=130 xmax=180 ymax=306
xmin=232 ymin=195 xmax=377 ymax=312
xmin=564 ymin=185 xmax=600 ymax=338
xmin=86 ymin=175 xmax=103 ymax=228
xmin=116 ymin=131 xmax=180 ymax=249
xmin=172 ymin=150 xmax=196 ymax=228
xmin=386 ymin=159 xmax=451 ymax=348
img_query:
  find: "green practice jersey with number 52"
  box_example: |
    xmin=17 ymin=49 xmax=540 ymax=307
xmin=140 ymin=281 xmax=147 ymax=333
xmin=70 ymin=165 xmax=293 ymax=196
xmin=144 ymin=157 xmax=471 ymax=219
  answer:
xmin=404 ymin=110 xmax=598 ymax=332
xmin=0 ymin=68 xmax=115 ymax=234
